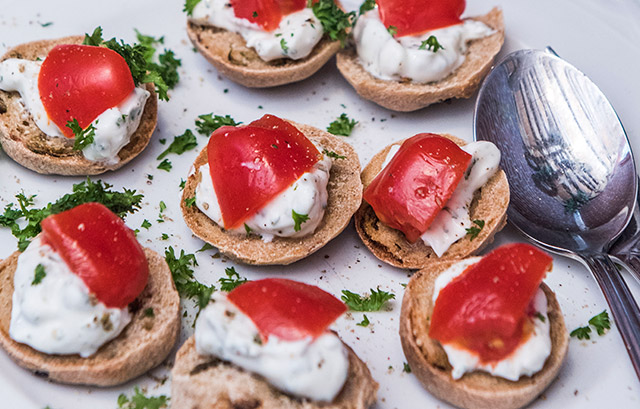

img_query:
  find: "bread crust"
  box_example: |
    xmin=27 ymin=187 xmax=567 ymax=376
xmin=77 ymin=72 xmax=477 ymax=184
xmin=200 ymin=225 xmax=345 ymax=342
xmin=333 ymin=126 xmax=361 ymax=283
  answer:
xmin=336 ymin=8 xmax=505 ymax=112
xmin=0 ymin=36 xmax=158 ymax=175
xmin=181 ymin=121 xmax=363 ymax=265
xmin=354 ymin=134 xmax=509 ymax=269
xmin=399 ymin=259 xmax=569 ymax=409
xmin=187 ymin=21 xmax=341 ymax=88
xmin=171 ymin=336 xmax=378 ymax=409
xmin=0 ymin=247 xmax=180 ymax=386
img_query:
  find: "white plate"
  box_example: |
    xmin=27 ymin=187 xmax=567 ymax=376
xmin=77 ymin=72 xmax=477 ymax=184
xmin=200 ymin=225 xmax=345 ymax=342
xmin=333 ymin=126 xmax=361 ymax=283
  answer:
xmin=1 ymin=1 xmax=640 ymax=408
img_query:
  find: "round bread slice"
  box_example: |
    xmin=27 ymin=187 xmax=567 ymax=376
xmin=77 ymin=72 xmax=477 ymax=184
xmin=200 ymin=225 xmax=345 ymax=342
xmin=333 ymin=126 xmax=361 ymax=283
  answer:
xmin=336 ymin=8 xmax=505 ymax=112
xmin=171 ymin=336 xmax=378 ymax=409
xmin=181 ymin=121 xmax=362 ymax=265
xmin=399 ymin=258 xmax=569 ymax=409
xmin=355 ymin=134 xmax=509 ymax=269
xmin=187 ymin=21 xmax=341 ymax=88
xmin=0 ymin=247 xmax=180 ymax=386
xmin=0 ymin=36 xmax=158 ymax=175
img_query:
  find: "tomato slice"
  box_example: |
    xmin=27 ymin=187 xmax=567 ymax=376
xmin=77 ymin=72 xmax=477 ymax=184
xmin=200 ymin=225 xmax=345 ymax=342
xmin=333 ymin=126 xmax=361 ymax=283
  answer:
xmin=40 ymin=202 xmax=148 ymax=309
xmin=363 ymin=134 xmax=472 ymax=243
xmin=207 ymin=114 xmax=320 ymax=229
xmin=377 ymin=0 xmax=465 ymax=37
xmin=227 ymin=278 xmax=347 ymax=341
xmin=38 ymin=44 xmax=134 ymax=138
xmin=231 ymin=0 xmax=307 ymax=32
xmin=429 ymin=243 xmax=553 ymax=362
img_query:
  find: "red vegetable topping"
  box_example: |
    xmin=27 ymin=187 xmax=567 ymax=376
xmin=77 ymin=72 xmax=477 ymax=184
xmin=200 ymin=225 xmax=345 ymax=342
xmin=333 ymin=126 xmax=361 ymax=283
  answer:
xmin=38 ymin=44 xmax=134 ymax=138
xmin=40 ymin=202 xmax=148 ymax=309
xmin=429 ymin=243 xmax=553 ymax=362
xmin=207 ymin=114 xmax=320 ymax=229
xmin=377 ymin=0 xmax=465 ymax=37
xmin=363 ymin=134 xmax=472 ymax=243
xmin=231 ymin=0 xmax=308 ymax=32
xmin=228 ymin=278 xmax=347 ymax=341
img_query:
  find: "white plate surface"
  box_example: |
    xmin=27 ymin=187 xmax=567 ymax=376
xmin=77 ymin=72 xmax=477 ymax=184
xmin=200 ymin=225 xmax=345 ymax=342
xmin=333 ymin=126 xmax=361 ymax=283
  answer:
xmin=1 ymin=0 xmax=639 ymax=408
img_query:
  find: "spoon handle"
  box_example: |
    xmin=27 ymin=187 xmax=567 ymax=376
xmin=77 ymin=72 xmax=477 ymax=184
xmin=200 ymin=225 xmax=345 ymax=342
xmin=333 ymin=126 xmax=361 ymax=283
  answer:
xmin=582 ymin=253 xmax=640 ymax=379
xmin=616 ymin=256 xmax=640 ymax=285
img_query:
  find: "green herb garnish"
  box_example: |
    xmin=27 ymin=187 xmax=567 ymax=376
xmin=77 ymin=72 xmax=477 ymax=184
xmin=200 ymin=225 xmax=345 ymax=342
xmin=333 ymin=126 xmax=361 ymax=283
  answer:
xmin=183 ymin=0 xmax=202 ymax=16
xmin=570 ymin=326 xmax=592 ymax=340
xmin=292 ymin=210 xmax=310 ymax=232
xmin=197 ymin=243 xmax=214 ymax=252
xmin=387 ymin=25 xmax=397 ymax=36
xmin=311 ymin=0 xmax=355 ymax=46
xmin=327 ymin=113 xmax=357 ymax=136
xmin=32 ymin=264 xmax=46 ymax=285
xmin=280 ymin=38 xmax=289 ymax=54
xmin=322 ymin=148 xmax=346 ymax=159
xmin=359 ymin=0 xmax=376 ymax=15
xmin=465 ymin=219 xmax=485 ymax=241
xmin=66 ymin=119 xmax=96 ymax=150
xmin=419 ymin=35 xmax=445 ymax=52
xmin=195 ymin=113 xmax=240 ymax=136
xmin=157 ymin=159 xmax=172 ymax=171
xmin=141 ymin=219 xmax=152 ymax=230
xmin=165 ymin=246 xmax=215 ymax=313
xmin=117 ymin=386 xmax=168 ymax=409
xmin=185 ymin=197 xmax=196 ymax=207
xmin=357 ymin=314 xmax=370 ymax=327
xmin=341 ymin=288 xmax=395 ymax=311
xmin=403 ymin=362 xmax=411 ymax=373
xmin=218 ymin=267 xmax=249 ymax=292
xmin=157 ymin=130 xmax=198 ymax=160
xmin=589 ymin=310 xmax=611 ymax=335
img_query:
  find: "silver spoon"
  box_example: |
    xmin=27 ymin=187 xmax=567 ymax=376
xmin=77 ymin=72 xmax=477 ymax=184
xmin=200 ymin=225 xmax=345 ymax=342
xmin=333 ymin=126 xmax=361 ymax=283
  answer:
xmin=474 ymin=48 xmax=640 ymax=379
xmin=610 ymin=180 xmax=640 ymax=283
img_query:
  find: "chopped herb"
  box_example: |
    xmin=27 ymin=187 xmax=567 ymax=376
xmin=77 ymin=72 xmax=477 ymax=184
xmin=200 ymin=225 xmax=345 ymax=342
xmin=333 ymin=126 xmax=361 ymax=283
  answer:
xmin=39 ymin=21 xmax=54 ymax=27
xmin=159 ymin=201 xmax=167 ymax=213
xmin=117 ymin=386 xmax=168 ymax=409
xmin=341 ymin=288 xmax=395 ymax=311
xmin=327 ymin=113 xmax=357 ymax=136
xmin=183 ymin=0 xmax=201 ymax=16
xmin=83 ymin=26 xmax=103 ymax=46
xmin=465 ymin=219 xmax=485 ymax=241
xmin=0 ymin=178 xmax=142 ymax=251
xmin=322 ymin=148 xmax=346 ymax=159
xmin=311 ymin=0 xmax=355 ymax=45
xmin=185 ymin=197 xmax=196 ymax=207
xmin=359 ymin=0 xmax=376 ymax=15
xmin=165 ymin=246 xmax=215 ymax=313
xmin=403 ymin=362 xmax=411 ymax=373
xmin=357 ymin=314 xmax=370 ymax=327
xmin=32 ymin=264 xmax=46 ymax=285
xmin=159 ymin=138 xmax=167 ymax=145
xmin=280 ymin=38 xmax=289 ymax=54
xmin=271 ymin=144 xmax=279 ymax=149
xmin=535 ymin=312 xmax=546 ymax=322
xmin=146 ymin=174 xmax=154 ymax=181
xmin=197 ymin=243 xmax=214 ymax=252
xmin=292 ymin=210 xmax=310 ymax=232
xmin=143 ymin=307 xmax=155 ymax=318
xmin=589 ymin=310 xmax=611 ymax=336
xmin=195 ymin=113 xmax=240 ymax=135
xmin=66 ymin=119 xmax=96 ymax=150
xmin=179 ymin=179 xmax=186 ymax=190
xmin=244 ymin=223 xmax=252 ymax=235
xmin=387 ymin=25 xmax=397 ymax=36
xmin=157 ymin=129 xmax=197 ymax=159
xmin=419 ymin=35 xmax=445 ymax=52
xmin=157 ymin=159 xmax=172 ymax=171
xmin=570 ymin=325 xmax=592 ymax=340
xmin=218 ymin=267 xmax=249 ymax=292
xmin=161 ymin=233 xmax=169 ymax=240
xmin=141 ymin=219 xmax=152 ymax=230
xmin=252 ymin=11 xmax=258 ymax=18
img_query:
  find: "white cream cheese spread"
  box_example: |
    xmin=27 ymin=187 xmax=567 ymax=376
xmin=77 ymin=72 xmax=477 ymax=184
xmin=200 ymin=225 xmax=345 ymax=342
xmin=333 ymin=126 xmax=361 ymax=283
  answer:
xmin=191 ymin=0 xmax=323 ymax=61
xmin=354 ymin=8 xmax=494 ymax=83
xmin=432 ymin=257 xmax=552 ymax=381
xmin=0 ymin=58 xmax=149 ymax=164
xmin=195 ymin=292 xmax=349 ymax=401
xmin=195 ymin=152 xmax=332 ymax=242
xmin=10 ymin=237 xmax=132 ymax=358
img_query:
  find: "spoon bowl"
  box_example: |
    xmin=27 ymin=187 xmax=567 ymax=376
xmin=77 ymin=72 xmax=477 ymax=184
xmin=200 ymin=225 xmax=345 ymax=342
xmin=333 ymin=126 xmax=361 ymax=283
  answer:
xmin=474 ymin=48 xmax=640 ymax=379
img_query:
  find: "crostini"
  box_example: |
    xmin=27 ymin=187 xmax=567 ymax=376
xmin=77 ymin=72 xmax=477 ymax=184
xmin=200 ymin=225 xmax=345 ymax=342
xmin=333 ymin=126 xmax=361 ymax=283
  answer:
xmin=0 ymin=203 xmax=180 ymax=386
xmin=0 ymin=33 xmax=158 ymax=175
xmin=336 ymin=1 xmax=504 ymax=111
xmin=355 ymin=133 xmax=509 ymax=269
xmin=171 ymin=278 xmax=378 ymax=408
xmin=400 ymin=243 xmax=569 ymax=409
xmin=186 ymin=0 xmax=352 ymax=87
xmin=181 ymin=114 xmax=362 ymax=264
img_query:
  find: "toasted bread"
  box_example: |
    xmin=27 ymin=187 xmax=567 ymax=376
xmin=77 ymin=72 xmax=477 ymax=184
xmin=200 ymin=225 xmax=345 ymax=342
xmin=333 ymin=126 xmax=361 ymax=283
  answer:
xmin=181 ymin=121 xmax=362 ymax=265
xmin=399 ymin=258 xmax=569 ymax=409
xmin=354 ymin=134 xmax=509 ymax=269
xmin=171 ymin=336 xmax=378 ymax=409
xmin=336 ymin=8 xmax=505 ymax=112
xmin=187 ymin=21 xmax=341 ymax=88
xmin=0 ymin=36 xmax=158 ymax=175
xmin=0 ymin=247 xmax=180 ymax=386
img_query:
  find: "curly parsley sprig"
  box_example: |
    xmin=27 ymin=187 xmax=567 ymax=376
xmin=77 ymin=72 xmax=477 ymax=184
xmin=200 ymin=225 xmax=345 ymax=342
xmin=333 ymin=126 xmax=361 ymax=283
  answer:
xmin=311 ymin=0 xmax=355 ymax=46
xmin=184 ymin=0 xmax=201 ymax=16
xmin=341 ymin=288 xmax=395 ymax=311
xmin=327 ymin=113 xmax=358 ymax=136
xmin=165 ymin=246 xmax=215 ymax=312
xmin=195 ymin=113 xmax=240 ymax=136
xmin=66 ymin=118 xmax=96 ymax=150
xmin=570 ymin=310 xmax=611 ymax=340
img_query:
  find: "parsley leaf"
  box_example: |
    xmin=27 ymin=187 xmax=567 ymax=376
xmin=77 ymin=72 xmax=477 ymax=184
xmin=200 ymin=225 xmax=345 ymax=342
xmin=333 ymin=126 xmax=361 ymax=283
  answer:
xmin=341 ymin=288 xmax=395 ymax=311
xmin=311 ymin=0 xmax=355 ymax=46
xmin=403 ymin=362 xmax=411 ymax=373
xmin=218 ymin=267 xmax=249 ymax=291
xmin=183 ymin=0 xmax=202 ymax=16
xmin=32 ymin=264 xmax=46 ymax=285
xmin=570 ymin=325 xmax=592 ymax=340
xmin=165 ymin=246 xmax=215 ymax=312
xmin=157 ymin=129 xmax=198 ymax=160
xmin=141 ymin=219 xmax=152 ymax=230
xmin=195 ymin=113 xmax=240 ymax=135
xmin=280 ymin=38 xmax=289 ymax=54
xmin=465 ymin=219 xmax=485 ymax=241
xmin=323 ymin=148 xmax=346 ymax=159
xmin=357 ymin=314 xmax=370 ymax=327
xmin=117 ymin=386 xmax=168 ymax=409
xmin=83 ymin=26 xmax=103 ymax=46
xmin=161 ymin=233 xmax=169 ymax=240
xmin=66 ymin=119 xmax=96 ymax=150
xmin=135 ymin=30 xmax=182 ymax=90
xmin=387 ymin=25 xmax=398 ymax=36
xmin=157 ymin=158 xmax=172 ymax=171
xmin=419 ymin=35 xmax=445 ymax=52
xmin=589 ymin=310 xmax=611 ymax=335
xmin=359 ymin=0 xmax=376 ymax=15
xmin=185 ymin=197 xmax=196 ymax=207
xmin=244 ymin=223 xmax=252 ymax=235
xmin=327 ymin=113 xmax=357 ymax=136
xmin=144 ymin=307 xmax=155 ymax=317
xmin=292 ymin=210 xmax=310 ymax=232
xmin=535 ymin=312 xmax=546 ymax=322
xmin=197 ymin=243 xmax=214 ymax=252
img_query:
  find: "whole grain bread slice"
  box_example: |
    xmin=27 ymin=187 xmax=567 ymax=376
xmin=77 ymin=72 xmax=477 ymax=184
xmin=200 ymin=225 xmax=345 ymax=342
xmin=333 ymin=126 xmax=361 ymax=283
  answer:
xmin=355 ymin=134 xmax=509 ymax=269
xmin=0 ymin=247 xmax=180 ymax=386
xmin=187 ymin=21 xmax=341 ymax=88
xmin=181 ymin=121 xmax=362 ymax=265
xmin=0 ymin=36 xmax=158 ymax=175
xmin=399 ymin=258 xmax=569 ymax=409
xmin=336 ymin=8 xmax=505 ymax=112
xmin=171 ymin=336 xmax=378 ymax=409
